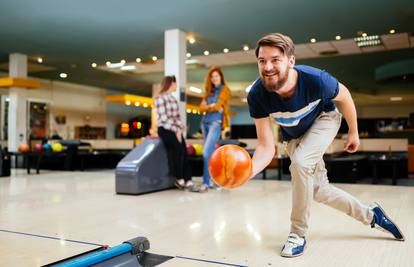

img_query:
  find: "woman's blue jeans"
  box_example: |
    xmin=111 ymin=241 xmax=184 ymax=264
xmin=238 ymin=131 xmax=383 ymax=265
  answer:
xmin=201 ymin=120 xmax=221 ymax=186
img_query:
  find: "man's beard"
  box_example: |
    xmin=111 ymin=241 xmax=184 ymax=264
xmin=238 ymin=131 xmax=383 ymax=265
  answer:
xmin=260 ymin=66 xmax=290 ymax=93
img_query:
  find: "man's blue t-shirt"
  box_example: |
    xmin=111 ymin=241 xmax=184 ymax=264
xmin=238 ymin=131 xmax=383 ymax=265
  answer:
xmin=247 ymin=65 xmax=339 ymax=141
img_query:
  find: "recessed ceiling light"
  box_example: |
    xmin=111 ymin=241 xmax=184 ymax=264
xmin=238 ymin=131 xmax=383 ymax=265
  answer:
xmin=152 ymin=56 xmax=158 ymax=61
xmin=120 ymin=59 xmax=126 ymax=64
xmin=106 ymin=61 xmax=111 ymax=66
xmin=310 ymin=38 xmax=316 ymax=43
xmin=203 ymin=50 xmax=210 ymax=56
xmin=243 ymin=45 xmax=249 ymax=51
xmin=186 ymin=52 xmax=191 ymax=58
xmin=134 ymin=102 xmax=140 ymax=107
xmin=390 ymin=97 xmax=402 ymax=101
xmin=91 ymin=63 xmax=97 ymax=68
xmin=335 ymin=35 xmax=341 ymax=40
xmin=125 ymin=100 xmax=131 ymax=105
xmin=188 ymin=37 xmax=196 ymax=44
xmin=143 ymin=103 xmax=148 ymax=108
xmin=223 ymin=48 xmax=229 ymax=53
xmin=37 ymin=57 xmax=43 ymax=63
xmin=389 ymin=29 xmax=396 ymax=34
xmin=59 ymin=73 xmax=67 ymax=78
xmin=136 ymin=58 xmax=141 ymax=63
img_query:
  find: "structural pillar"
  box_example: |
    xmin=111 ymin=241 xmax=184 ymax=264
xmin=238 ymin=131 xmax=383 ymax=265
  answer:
xmin=8 ymin=53 xmax=28 ymax=152
xmin=164 ymin=29 xmax=187 ymax=134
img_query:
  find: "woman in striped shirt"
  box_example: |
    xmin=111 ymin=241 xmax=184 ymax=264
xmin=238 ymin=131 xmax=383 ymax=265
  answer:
xmin=154 ymin=75 xmax=194 ymax=190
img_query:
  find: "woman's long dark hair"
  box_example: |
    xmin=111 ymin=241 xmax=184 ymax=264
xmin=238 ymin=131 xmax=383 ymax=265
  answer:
xmin=159 ymin=75 xmax=176 ymax=94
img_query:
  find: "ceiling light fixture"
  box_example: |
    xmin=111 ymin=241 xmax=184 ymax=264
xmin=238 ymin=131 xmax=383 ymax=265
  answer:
xmin=59 ymin=73 xmax=67 ymax=78
xmin=120 ymin=65 xmax=136 ymax=71
xmin=120 ymin=59 xmax=126 ymax=64
xmin=223 ymin=48 xmax=229 ymax=53
xmin=91 ymin=63 xmax=97 ymax=68
xmin=188 ymin=37 xmax=196 ymax=44
xmin=335 ymin=35 xmax=341 ymax=40
xmin=354 ymin=35 xmax=382 ymax=47
xmin=189 ymin=86 xmax=202 ymax=94
xmin=107 ymin=61 xmax=126 ymax=68
xmin=362 ymin=33 xmax=367 ymax=37
xmin=389 ymin=29 xmax=396 ymax=34
xmin=152 ymin=56 xmax=158 ymax=61
xmin=203 ymin=50 xmax=209 ymax=56
xmin=186 ymin=52 xmax=191 ymax=58
xmin=136 ymin=58 xmax=141 ymax=63
xmin=243 ymin=45 xmax=249 ymax=51
xmin=106 ymin=61 xmax=111 ymax=66
xmin=390 ymin=97 xmax=402 ymax=101
xmin=185 ymin=59 xmax=199 ymax=64
xmin=37 ymin=57 xmax=43 ymax=63
xmin=125 ymin=100 xmax=131 ymax=105
xmin=310 ymin=38 xmax=316 ymax=43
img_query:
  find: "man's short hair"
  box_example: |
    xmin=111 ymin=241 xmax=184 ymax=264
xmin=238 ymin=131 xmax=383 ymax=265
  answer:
xmin=255 ymin=33 xmax=295 ymax=58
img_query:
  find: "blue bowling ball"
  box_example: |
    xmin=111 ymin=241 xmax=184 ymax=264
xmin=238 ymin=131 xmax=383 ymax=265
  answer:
xmin=43 ymin=143 xmax=52 ymax=152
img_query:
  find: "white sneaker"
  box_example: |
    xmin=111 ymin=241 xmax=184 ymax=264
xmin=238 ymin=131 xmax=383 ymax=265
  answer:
xmin=280 ymin=233 xmax=306 ymax=257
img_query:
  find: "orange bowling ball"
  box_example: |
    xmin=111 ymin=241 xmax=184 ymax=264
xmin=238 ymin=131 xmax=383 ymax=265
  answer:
xmin=18 ymin=143 xmax=30 ymax=153
xmin=208 ymin=144 xmax=252 ymax=189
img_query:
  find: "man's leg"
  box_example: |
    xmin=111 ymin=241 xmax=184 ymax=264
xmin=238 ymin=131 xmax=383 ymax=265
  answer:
xmin=282 ymin=111 xmax=342 ymax=257
xmin=313 ymin=159 xmax=373 ymax=224
xmin=288 ymin=111 xmax=343 ymax=236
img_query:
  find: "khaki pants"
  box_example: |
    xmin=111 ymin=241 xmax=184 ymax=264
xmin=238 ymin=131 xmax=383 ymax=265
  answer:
xmin=285 ymin=111 xmax=373 ymax=236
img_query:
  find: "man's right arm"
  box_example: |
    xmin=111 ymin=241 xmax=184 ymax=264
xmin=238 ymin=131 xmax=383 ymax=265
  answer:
xmin=250 ymin=117 xmax=275 ymax=179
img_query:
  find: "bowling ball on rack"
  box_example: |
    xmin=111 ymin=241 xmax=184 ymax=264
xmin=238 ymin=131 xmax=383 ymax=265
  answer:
xmin=52 ymin=143 xmax=63 ymax=152
xmin=193 ymin=144 xmax=203 ymax=156
xmin=18 ymin=144 xmax=30 ymax=153
xmin=33 ymin=143 xmax=43 ymax=152
xmin=43 ymin=143 xmax=52 ymax=152
xmin=186 ymin=143 xmax=196 ymax=156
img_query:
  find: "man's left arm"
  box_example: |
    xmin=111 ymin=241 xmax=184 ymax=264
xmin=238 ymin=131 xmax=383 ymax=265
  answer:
xmin=332 ymin=83 xmax=359 ymax=153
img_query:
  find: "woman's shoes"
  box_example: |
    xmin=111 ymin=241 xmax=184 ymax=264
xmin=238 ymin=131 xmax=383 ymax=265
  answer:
xmin=198 ymin=184 xmax=209 ymax=193
xmin=174 ymin=179 xmax=185 ymax=189
xmin=175 ymin=180 xmax=211 ymax=193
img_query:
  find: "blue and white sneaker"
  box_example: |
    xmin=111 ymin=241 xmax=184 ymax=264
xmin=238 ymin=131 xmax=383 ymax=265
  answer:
xmin=280 ymin=233 xmax=306 ymax=257
xmin=370 ymin=202 xmax=405 ymax=241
